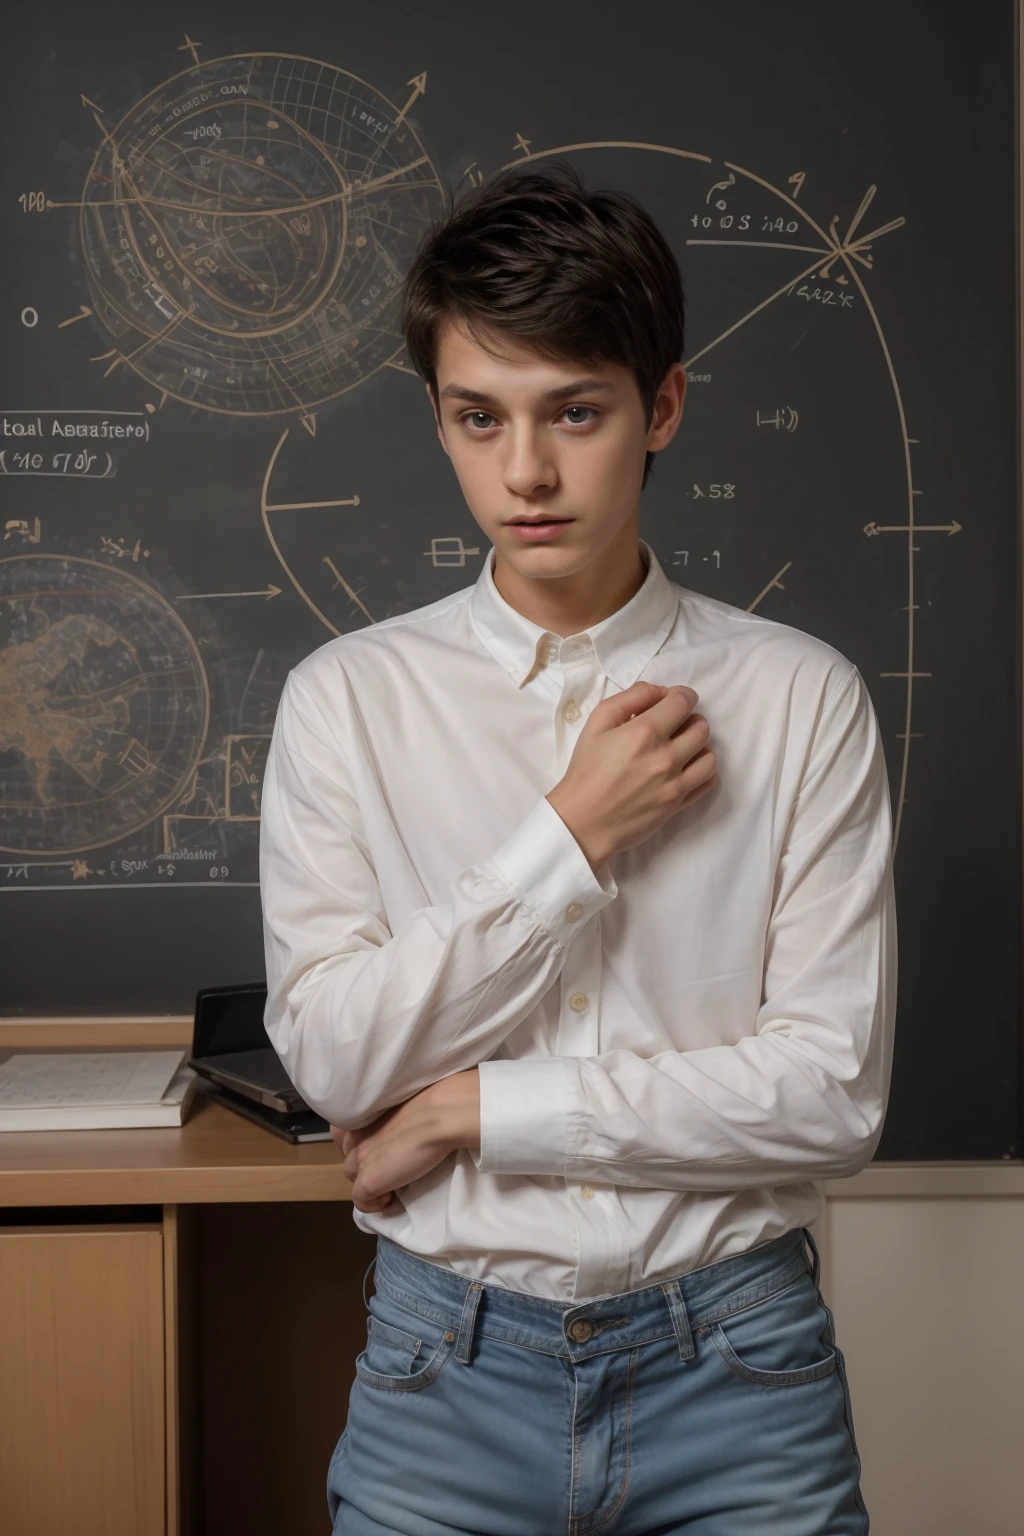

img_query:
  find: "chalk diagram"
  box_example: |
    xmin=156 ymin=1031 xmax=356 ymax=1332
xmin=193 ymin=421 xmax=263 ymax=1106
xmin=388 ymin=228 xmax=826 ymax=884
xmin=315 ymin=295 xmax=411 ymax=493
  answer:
xmin=8 ymin=34 xmax=950 ymax=882
xmin=67 ymin=49 xmax=445 ymax=415
xmin=0 ymin=555 xmax=209 ymax=855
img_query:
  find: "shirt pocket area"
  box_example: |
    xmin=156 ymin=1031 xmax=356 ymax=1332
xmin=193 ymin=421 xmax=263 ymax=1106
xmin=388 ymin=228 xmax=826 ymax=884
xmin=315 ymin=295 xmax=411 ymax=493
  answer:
xmin=354 ymin=1307 xmax=457 ymax=1393
xmin=709 ymin=1273 xmax=838 ymax=1389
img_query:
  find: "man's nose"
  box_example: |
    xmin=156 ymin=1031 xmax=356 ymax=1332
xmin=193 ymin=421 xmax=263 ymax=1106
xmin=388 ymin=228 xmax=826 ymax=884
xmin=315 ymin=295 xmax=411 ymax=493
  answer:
xmin=502 ymin=423 xmax=557 ymax=497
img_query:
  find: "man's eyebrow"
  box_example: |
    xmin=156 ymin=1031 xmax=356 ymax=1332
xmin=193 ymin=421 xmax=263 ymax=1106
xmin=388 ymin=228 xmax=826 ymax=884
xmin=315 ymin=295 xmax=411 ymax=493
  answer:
xmin=437 ymin=378 xmax=617 ymax=404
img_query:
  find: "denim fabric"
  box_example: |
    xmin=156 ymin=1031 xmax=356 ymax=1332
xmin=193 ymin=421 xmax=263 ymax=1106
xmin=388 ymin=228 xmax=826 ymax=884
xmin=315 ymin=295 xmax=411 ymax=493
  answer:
xmin=328 ymin=1226 xmax=868 ymax=1535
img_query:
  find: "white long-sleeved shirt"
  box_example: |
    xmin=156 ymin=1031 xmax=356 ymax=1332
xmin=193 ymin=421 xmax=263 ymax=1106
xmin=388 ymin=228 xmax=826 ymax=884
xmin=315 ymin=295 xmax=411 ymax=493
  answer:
xmin=259 ymin=537 xmax=897 ymax=1301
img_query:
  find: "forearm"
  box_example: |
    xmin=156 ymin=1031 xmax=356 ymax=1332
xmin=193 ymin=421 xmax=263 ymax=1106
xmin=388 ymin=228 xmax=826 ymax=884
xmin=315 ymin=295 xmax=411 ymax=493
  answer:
xmin=265 ymin=888 xmax=559 ymax=1130
xmin=472 ymin=1030 xmax=891 ymax=1189
xmin=472 ymin=797 xmax=897 ymax=1189
xmin=263 ymin=801 xmax=612 ymax=1128
xmin=260 ymin=675 xmax=618 ymax=1129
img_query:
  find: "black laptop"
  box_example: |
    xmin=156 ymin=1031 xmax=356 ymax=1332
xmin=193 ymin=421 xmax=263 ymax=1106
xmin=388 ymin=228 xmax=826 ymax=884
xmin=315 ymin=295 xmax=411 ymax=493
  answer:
xmin=188 ymin=982 xmax=333 ymax=1143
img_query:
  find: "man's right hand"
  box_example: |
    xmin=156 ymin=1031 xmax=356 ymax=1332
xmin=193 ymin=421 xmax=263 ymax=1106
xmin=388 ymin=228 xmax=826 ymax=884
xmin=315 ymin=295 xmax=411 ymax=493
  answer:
xmin=545 ymin=681 xmax=717 ymax=872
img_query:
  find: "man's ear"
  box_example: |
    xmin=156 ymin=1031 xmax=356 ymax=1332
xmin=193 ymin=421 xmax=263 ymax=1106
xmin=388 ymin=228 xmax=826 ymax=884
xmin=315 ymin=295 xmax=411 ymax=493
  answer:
xmin=645 ymin=362 xmax=687 ymax=453
xmin=427 ymin=383 xmax=450 ymax=458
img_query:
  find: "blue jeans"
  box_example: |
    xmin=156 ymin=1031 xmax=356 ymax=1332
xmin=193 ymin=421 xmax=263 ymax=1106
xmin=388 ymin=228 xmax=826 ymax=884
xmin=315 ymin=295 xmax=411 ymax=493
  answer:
xmin=328 ymin=1225 xmax=868 ymax=1534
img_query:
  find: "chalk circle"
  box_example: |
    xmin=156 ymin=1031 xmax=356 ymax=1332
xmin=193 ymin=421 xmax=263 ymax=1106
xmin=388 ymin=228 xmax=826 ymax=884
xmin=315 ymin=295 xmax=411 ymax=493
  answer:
xmin=20 ymin=307 xmax=38 ymax=328
xmin=77 ymin=52 xmax=446 ymax=416
xmin=0 ymin=554 xmax=209 ymax=854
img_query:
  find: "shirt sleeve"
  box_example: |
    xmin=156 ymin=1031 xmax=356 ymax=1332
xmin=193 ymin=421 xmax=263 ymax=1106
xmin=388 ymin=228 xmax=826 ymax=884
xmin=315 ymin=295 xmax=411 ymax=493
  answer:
xmin=470 ymin=666 xmax=898 ymax=1188
xmin=258 ymin=670 xmax=617 ymax=1127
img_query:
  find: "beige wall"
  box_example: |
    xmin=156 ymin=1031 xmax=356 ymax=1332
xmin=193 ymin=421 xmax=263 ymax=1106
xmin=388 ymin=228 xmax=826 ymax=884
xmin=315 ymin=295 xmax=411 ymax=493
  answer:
xmin=820 ymin=1169 xmax=1024 ymax=1535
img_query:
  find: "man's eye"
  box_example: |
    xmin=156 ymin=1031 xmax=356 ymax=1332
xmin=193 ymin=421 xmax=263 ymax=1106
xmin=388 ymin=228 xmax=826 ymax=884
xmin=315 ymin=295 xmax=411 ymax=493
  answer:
xmin=464 ymin=411 xmax=496 ymax=429
xmin=563 ymin=406 xmax=595 ymax=425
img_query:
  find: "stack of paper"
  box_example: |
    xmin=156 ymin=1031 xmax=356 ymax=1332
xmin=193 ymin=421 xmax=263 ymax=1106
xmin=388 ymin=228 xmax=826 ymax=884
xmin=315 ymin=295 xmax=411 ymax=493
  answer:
xmin=0 ymin=1050 xmax=198 ymax=1131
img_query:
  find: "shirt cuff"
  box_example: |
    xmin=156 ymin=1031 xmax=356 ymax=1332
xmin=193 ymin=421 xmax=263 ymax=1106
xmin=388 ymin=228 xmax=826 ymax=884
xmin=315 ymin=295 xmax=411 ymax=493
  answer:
xmin=485 ymin=794 xmax=617 ymax=945
xmin=469 ymin=1057 xmax=571 ymax=1175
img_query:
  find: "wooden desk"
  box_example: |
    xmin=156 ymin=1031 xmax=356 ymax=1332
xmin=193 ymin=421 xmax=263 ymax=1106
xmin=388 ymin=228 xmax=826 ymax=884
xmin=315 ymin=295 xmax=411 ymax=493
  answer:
xmin=0 ymin=1092 xmax=348 ymax=1206
xmin=0 ymin=1090 xmax=373 ymax=1536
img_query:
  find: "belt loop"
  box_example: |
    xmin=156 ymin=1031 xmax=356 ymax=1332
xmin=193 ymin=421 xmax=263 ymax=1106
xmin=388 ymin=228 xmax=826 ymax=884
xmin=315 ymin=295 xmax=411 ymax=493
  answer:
xmin=362 ymin=1252 xmax=378 ymax=1310
xmin=453 ymin=1280 xmax=484 ymax=1365
xmin=660 ymin=1278 xmax=695 ymax=1362
xmin=802 ymin=1226 xmax=822 ymax=1290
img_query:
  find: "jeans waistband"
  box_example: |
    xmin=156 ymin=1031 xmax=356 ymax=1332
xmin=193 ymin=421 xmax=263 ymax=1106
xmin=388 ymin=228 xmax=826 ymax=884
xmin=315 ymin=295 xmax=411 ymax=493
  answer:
xmin=364 ymin=1226 xmax=820 ymax=1366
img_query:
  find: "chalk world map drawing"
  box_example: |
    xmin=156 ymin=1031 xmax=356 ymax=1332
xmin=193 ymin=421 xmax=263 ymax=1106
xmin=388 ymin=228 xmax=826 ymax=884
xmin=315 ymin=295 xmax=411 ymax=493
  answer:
xmin=0 ymin=555 xmax=208 ymax=856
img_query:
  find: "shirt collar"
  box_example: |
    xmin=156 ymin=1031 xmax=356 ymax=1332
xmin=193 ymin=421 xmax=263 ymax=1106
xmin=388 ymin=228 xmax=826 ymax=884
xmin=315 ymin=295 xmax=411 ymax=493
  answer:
xmin=468 ymin=537 xmax=679 ymax=690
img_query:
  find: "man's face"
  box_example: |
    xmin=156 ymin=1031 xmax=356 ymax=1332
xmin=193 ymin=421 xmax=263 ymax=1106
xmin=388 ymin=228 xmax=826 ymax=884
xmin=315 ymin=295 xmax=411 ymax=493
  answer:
xmin=428 ymin=318 xmax=685 ymax=579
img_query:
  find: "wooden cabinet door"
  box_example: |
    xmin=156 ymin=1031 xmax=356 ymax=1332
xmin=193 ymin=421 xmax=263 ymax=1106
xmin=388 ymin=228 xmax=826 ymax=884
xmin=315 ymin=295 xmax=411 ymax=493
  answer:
xmin=0 ymin=1224 xmax=165 ymax=1536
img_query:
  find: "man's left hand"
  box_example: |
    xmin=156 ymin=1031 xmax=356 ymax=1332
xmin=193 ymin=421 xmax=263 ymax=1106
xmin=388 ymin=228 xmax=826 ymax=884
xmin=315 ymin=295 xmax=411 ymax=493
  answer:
xmin=331 ymin=1069 xmax=481 ymax=1213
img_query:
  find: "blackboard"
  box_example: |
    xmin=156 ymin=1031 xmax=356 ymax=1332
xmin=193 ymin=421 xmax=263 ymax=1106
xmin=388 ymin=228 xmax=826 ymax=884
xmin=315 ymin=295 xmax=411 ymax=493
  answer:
xmin=1 ymin=0 xmax=1019 ymax=1160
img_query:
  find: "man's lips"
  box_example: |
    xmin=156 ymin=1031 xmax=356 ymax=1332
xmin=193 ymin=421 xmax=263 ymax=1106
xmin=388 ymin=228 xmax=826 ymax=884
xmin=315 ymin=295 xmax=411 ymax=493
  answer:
xmin=504 ymin=517 xmax=574 ymax=525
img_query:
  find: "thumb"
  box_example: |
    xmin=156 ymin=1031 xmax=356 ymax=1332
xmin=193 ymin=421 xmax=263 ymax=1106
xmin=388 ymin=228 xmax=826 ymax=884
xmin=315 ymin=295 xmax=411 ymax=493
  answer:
xmin=589 ymin=680 xmax=668 ymax=733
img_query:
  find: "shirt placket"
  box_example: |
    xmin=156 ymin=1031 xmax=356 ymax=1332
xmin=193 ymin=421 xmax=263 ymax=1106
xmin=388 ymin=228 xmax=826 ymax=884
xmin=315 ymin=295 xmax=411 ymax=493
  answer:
xmin=550 ymin=632 xmax=625 ymax=1295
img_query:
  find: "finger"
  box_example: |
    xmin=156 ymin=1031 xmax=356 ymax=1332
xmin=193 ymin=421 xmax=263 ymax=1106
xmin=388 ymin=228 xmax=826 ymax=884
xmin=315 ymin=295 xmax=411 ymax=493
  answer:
xmin=635 ymin=685 xmax=700 ymax=742
xmin=594 ymin=680 xmax=670 ymax=731
xmin=354 ymin=1188 xmax=394 ymax=1212
xmin=681 ymin=752 xmax=721 ymax=804
xmin=664 ymin=717 xmax=712 ymax=778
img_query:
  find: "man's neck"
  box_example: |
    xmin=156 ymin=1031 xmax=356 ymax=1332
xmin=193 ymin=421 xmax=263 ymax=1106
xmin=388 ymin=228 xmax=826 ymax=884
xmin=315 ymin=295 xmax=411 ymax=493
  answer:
xmin=491 ymin=532 xmax=648 ymax=639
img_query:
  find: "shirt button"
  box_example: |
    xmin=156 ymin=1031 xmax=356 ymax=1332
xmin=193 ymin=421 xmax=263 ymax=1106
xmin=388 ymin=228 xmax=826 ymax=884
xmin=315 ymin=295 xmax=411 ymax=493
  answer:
xmin=569 ymin=992 xmax=589 ymax=1012
xmin=581 ymin=1183 xmax=595 ymax=1200
xmin=565 ymin=902 xmax=583 ymax=923
xmin=562 ymin=700 xmax=581 ymax=723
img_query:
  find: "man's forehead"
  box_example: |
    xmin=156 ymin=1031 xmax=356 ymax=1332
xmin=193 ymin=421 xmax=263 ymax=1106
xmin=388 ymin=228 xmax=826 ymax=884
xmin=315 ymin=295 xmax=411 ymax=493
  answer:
xmin=433 ymin=318 xmax=624 ymax=391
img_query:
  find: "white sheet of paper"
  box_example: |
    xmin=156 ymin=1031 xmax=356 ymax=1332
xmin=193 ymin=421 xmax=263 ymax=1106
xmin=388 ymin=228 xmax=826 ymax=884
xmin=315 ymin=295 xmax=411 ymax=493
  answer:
xmin=0 ymin=1051 xmax=185 ymax=1109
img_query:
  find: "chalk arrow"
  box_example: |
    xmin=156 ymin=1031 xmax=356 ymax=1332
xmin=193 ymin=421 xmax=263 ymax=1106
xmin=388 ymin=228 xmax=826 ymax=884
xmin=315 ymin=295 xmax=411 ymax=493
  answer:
xmin=394 ymin=73 xmax=427 ymax=128
xmin=864 ymin=520 xmax=961 ymax=538
xmin=175 ymin=584 xmax=282 ymax=602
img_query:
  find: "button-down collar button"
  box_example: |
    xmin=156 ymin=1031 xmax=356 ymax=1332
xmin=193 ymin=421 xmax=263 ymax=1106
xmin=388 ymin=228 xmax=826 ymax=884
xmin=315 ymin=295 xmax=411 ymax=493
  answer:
xmin=568 ymin=1317 xmax=595 ymax=1342
xmin=565 ymin=902 xmax=583 ymax=923
xmin=562 ymin=700 xmax=581 ymax=723
xmin=569 ymin=992 xmax=589 ymax=1012
xmin=581 ymin=1183 xmax=595 ymax=1200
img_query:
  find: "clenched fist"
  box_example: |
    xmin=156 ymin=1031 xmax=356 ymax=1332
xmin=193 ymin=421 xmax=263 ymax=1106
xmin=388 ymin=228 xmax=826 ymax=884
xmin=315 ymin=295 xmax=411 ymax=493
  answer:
xmin=546 ymin=681 xmax=717 ymax=871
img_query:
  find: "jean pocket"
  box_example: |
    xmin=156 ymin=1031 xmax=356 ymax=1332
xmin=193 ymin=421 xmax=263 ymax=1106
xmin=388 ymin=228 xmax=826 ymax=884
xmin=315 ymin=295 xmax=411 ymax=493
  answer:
xmin=354 ymin=1299 xmax=457 ymax=1393
xmin=710 ymin=1274 xmax=838 ymax=1389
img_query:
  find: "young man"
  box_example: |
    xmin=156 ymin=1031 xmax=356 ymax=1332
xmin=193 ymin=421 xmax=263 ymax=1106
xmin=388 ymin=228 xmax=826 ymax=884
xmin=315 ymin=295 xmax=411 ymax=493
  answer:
xmin=259 ymin=164 xmax=896 ymax=1534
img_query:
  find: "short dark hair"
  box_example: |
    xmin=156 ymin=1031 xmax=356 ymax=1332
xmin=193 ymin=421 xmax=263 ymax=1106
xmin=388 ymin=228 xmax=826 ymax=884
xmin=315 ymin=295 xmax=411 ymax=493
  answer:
xmin=400 ymin=162 xmax=685 ymax=489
